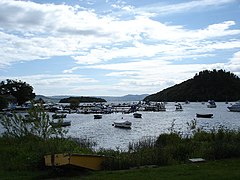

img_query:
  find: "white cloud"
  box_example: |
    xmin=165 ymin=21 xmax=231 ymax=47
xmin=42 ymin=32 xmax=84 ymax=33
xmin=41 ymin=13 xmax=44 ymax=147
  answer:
xmin=80 ymin=53 xmax=240 ymax=95
xmin=226 ymin=51 xmax=240 ymax=74
xmin=0 ymin=0 xmax=239 ymax=96
xmin=0 ymin=0 xmax=239 ymax=67
xmin=0 ymin=74 xmax=98 ymax=95
xmin=135 ymin=0 xmax=236 ymax=16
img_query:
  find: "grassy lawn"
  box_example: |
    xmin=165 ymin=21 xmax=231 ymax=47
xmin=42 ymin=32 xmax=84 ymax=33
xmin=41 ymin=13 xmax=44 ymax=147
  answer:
xmin=82 ymin=158 xmax=240 ymax=180
xmin=1 ymin=158 xmax=239 ymax=179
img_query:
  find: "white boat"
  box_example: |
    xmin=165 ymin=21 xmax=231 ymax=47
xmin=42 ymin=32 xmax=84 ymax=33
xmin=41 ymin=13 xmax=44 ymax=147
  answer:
xmin=113 ymin=120 xmax=132 ymax=129
xmin=227 ymin=102 xmax=240 ymax=112
xmin=175 ymin=103 xmax=183 ymax=111
xmin=207 ymin=100 xmax=217 ymax=108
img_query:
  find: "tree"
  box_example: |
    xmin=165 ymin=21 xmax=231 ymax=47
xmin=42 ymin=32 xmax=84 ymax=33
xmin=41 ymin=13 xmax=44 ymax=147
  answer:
xmin=69 ymin=98 xmax=80 ymax=110
xmin=0 ymin=79 xmax=35 ymax=105
xmin=0 ymin=96 xmax=8 ymax=110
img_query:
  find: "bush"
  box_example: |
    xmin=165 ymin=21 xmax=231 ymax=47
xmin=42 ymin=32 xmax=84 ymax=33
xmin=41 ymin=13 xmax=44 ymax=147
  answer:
xmin=0 ymin=105 xmax=95 ymax=171
xmin=0 ymin=105 xmax=68 ymax=139
xmin=99 ymin=127 xmax=240 ymax=170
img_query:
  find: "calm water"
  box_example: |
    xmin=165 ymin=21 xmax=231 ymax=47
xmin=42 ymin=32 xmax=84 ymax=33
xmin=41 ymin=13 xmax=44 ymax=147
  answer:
xmin=1 ymin=102 xmax=239 ymax=150
xmin=64 ymin=102 xmax=240 ymax=150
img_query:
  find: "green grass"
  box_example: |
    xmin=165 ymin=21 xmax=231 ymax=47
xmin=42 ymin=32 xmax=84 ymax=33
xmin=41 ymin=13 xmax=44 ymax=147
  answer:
xmin=2 ymin=158 xmax=238 ymax=180
xmin=82 ymin=158 xmax=240 ymax=180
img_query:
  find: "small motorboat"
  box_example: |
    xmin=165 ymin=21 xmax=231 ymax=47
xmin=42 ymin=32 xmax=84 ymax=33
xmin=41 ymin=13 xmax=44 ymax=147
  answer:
xmin=196 ymin=113 xmax=213 ymax=118
xmin=50 ymin=120 xmax=71 ymax=127
xmin=52 ymin=113 xmax=67 ymax=119
xmin=227 ymin=101 xmax=240 ymax=112
xmin=133 ymin=113 xmax=142 ymax=118
xmin=94 ymin=114 xmax=102 ymax=119
xmin=207 ymin=100 xmax=216 ymax=108
xmin=175 ymin=103 xmax=183 ymax=111
xmin=112 ymin=120 xmax=132 ymax=129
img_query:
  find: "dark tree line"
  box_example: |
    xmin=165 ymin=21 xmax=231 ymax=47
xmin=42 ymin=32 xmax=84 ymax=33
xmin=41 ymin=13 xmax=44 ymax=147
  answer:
xmin=0 ymin=79 xmax=35 ymax=109
xmin=59 ymin=96 xmax=106 ymax=103
xmin=144 ymin=69 xmax=240 ymax=102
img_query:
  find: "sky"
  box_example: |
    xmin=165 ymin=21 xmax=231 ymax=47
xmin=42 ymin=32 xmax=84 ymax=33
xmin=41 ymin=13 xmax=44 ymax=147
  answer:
xmin=0 ymin=0 xmax=239 ymax=96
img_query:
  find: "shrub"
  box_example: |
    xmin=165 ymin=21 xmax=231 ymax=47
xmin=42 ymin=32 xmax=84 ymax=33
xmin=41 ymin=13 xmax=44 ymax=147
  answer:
xmin=0 ymin=105 xmax=67 ymax=139
xmin=0 ymin=105 xmax=95 ymax=171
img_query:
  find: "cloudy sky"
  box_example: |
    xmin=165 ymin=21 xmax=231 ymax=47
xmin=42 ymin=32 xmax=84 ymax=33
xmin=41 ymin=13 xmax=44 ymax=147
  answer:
xmin=0 ymin=0 xmax=239 ymax=96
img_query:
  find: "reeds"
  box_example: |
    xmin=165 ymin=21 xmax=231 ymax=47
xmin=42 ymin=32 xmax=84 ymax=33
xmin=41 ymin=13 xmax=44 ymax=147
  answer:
xmin=100 ymin=121 xmax=240 ymax=170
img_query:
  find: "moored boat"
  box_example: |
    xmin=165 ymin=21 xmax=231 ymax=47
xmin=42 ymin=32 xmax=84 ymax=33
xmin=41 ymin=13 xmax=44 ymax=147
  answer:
xmin=175 ymin=103 xmax=183 ymax=111
xmin=227 ymin=101 xmax=240 ymax=112
xmin=94 ymin=114 xmax=102 ymax=119
xmin=133 ymin=113 xmax=142 ymax=118
xmin=50 ymin=120 xmax=71 ymax=127
xmin=207 ymin=100 xmax=216 ymax=108
xmin=112 ymin=120 xmax=132 ymax=129
xmin=196 ymin=113 xmax=213 ymax=118
xmin=52 ymin=113 xmax=67 ymax=119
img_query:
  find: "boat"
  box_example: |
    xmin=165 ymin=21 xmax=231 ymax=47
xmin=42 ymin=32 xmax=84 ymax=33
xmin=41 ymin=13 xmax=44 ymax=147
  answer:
xmin=196 ymin=113 xmax=213 ymax=118
xmin=133 ymin=113 xmax=142 ymax=118
xmin=52 ymin=113 xmax=67 ymax=119
xmin=50 ymin=120 xmax=71 ymax=127
xmin=207 ymin=100 xmax=216 ymax=108
xmin=44 ymin=153 xmax=106 ymax=170
xmin=112 ymin=120 xmax=132 ymax=129
xmin=227 ymin=101 xmax=240 ymax=112
xmin=94 ymin=114 xmax=102 ymax=119
xmin=175 ymin=103 xmax=183 ymax=111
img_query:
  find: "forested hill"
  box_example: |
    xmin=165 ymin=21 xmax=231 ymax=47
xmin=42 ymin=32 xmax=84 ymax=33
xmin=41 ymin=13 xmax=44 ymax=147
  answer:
xmin=59 ymin=96 xmax=106 ymax=103
xmin=144 ymin=69 xmax=240 ymax=102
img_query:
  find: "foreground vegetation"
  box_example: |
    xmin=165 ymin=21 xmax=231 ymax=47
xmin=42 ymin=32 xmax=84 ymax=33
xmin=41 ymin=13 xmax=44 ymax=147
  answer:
xmin=99 ymin=126 xmax=240 ymax=170
xmin=0 ymin=106 xmax=240 ymax=179
xmin=0 ymin=158 xmax=239 ymax=179
xmin=83 ymin=158 xmax=240 ymax=180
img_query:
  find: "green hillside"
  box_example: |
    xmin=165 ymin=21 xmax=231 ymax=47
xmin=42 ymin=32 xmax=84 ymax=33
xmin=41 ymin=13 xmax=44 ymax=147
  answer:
xmin=144 ymin=69 xmax=240 ymax=102
xmin=59 ymin=96 xmax=106 ymax=103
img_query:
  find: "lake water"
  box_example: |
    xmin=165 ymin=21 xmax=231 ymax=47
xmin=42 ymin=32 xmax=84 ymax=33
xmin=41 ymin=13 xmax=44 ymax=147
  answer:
xmin=1 ymin=102 xmax=239 ymax=150
xmin=64 ymin=102 xmax=240 ymax=150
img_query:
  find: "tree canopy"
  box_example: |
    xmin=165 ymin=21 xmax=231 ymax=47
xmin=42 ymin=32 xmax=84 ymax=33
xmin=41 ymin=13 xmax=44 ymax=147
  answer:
xmin=59 ymin=96 xmax=106 ymax=103
xmin=144 ymin=69 xmax=240 ymax=102
xmin=0 ymin=79 xmax=35 ymax=105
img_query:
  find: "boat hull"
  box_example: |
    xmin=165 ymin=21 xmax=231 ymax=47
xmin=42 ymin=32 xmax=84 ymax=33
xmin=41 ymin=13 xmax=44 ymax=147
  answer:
xmin=50 ymin=121 xmax=71 ymax=127
xmin=133 ymin=113 xmax=142 ymax=118
xmin=94 ymin=115 xmax=102 ymax=119
xmin=113 ymin=121 xmax=132 ymax=129
xmin=227 ymin=107 xmax=240 ymax=112
xmin=196 ymin=113 xmax=213 ymax=118
xmin=227 ymin=103 xmax=240 ymax=112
